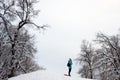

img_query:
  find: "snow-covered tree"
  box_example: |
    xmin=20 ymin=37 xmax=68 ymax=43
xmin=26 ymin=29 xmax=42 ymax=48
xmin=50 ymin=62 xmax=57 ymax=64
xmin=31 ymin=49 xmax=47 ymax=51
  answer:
xmin=0 ymin=0 xmax=47 ymax=79
xmin=76 ymin=32 xmax=120 ymax=80
xmin=76 ymin=40 xmax=95 ymax=79
xmin=94 ymin=33 xmax=120 ymax=80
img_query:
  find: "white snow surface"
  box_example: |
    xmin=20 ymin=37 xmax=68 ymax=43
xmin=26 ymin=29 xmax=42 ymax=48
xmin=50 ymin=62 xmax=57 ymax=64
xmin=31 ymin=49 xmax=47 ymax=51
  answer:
xmin=9 ymin=70 xmax=94 ymax=80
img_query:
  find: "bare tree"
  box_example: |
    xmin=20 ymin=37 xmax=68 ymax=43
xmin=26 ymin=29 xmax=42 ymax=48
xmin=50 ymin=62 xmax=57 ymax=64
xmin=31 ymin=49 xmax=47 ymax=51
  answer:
xmin=94 ymin=33 xmax=120 ymax=80
xmin=76 ymin=31 xmax=120 ymax=80
xmin=0 ymin=0 xmax=47 ymax=79
xmin=76 ymin=40 xmax=95 ymax=79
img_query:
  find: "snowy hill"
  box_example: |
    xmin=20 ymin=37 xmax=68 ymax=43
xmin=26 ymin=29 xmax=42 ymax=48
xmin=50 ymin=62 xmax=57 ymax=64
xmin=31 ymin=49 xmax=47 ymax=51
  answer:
xmin=9 ymin=70 xmax=94 ymax=80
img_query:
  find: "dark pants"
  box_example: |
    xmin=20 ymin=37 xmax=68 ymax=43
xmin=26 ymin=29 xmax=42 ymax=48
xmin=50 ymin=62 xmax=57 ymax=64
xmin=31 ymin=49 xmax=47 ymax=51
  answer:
xmin=68 ymin=68 xmax=72 ymax=76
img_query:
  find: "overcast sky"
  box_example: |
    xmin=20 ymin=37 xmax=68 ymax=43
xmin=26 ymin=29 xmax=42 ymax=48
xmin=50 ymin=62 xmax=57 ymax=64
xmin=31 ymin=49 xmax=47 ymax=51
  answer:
xmin=29 ymin=0 xmax=120 ymax=77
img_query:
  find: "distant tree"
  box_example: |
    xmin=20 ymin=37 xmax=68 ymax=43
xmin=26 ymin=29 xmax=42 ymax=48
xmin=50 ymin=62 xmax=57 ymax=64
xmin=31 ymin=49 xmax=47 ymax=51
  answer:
xmin=76 ymin=31 xmax=120 ymax=80
xmin=76 ymin=40 xmax=95 ymax=79
xmin=0 ymin=0 xmax=47 ymax=79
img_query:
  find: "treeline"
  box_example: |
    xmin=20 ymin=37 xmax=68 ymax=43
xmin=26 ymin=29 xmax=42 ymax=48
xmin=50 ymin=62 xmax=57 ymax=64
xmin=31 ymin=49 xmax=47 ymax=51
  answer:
xmin=76 ymin=32 xmax=120 ymax=80
xmin=0 ymin=0 xmax=46 ymax=80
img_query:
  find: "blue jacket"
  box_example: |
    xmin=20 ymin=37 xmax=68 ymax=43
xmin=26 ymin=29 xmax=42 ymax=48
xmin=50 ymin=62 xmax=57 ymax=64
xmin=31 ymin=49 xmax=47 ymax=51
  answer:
xmin=67 ymin=60 xmax=72 ymax=69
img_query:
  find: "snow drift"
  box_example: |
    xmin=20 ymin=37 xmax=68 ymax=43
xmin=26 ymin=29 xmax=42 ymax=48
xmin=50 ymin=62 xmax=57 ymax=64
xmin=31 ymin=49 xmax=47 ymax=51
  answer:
xmin=8 ymin=70 xmax=95 ymax=80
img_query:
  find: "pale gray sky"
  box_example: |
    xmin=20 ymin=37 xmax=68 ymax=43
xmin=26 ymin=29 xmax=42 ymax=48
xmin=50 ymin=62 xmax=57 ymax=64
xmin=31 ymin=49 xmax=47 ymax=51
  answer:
xmin=29 ymin=0 xmax=120 ymax=77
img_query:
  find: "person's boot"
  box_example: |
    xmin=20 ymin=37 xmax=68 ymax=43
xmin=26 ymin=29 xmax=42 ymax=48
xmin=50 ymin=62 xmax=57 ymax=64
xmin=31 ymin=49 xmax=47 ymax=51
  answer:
xmin=68 ymin=72 xmax=71 ymax=76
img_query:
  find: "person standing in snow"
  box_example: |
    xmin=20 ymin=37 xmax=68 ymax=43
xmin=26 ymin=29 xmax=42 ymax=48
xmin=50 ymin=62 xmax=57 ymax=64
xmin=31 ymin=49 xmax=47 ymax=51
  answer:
xmin=67 ymin=58 xmax=72 ymax=76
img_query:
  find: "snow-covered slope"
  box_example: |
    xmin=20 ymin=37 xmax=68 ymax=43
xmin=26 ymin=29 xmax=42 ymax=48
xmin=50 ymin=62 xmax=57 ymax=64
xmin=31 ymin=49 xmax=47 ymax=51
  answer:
xmin=9 ymin=70 xmax=94 ymax=80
